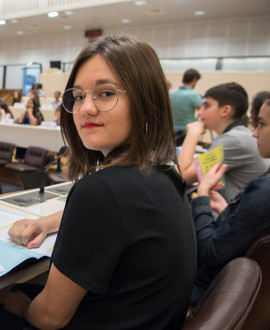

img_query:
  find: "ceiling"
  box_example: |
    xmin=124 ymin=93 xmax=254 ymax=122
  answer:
xmin=0 ymin=0 xmax=270 ymax=41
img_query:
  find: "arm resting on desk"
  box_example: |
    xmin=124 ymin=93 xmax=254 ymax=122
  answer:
xmin=8 ymin=211 xmax=63 ymax=249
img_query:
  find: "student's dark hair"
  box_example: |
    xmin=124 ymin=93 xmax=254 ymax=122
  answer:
xmin=0 ymin=101 xmax=14 ymax=118
xmin=204 ymin=82 xmax=248 ymax=120
xmin=30 ymin=89 xmax=40 ymax=106
xmin=250 ymin=91 xmax=270 ymax=127
xmin=182 ymin=68 xmax=201 ymax=84
xmin=28 ymin=98 xmax=41 ymax=116
xmin=61 ymin=34 xmax=179 ymax=181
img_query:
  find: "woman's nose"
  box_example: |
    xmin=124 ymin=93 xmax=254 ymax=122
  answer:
xmin=79 ymin=93 xmax=98 ymax=115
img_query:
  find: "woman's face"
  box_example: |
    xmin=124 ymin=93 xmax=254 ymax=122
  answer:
xmin=72 ymin=55 xmax=132 ymax=157
xmin=27 ymin=99 xmax=34 ymax=108
xmin=253 ymin=103 xmax=270 ymax=159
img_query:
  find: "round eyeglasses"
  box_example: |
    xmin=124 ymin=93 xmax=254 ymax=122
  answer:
xmin=62 ymin=84 xmax=126 ymax=113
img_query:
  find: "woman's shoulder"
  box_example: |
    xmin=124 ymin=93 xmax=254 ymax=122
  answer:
xmin=244 ymin=172 xmax=270 ymax=193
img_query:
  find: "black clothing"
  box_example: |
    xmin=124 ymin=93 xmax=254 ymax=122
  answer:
xmin=52 ymin=166 xmax=196 ymax=329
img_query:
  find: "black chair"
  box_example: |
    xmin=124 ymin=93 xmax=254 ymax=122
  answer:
xmin=0 ymin=141 xmax=15 ymax=166
xmin=183 ymin=257 xmax=262 ymax=330
xmin=5 ymin=146 xmax=48 ymax=173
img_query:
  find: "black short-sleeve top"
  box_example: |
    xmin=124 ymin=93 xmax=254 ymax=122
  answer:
xmin=51 ymin=165 xmax=196 ymax=329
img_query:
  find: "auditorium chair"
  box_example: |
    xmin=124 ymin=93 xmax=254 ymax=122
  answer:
xmin=5 ymin=146 xmax=48 ymax=189
xmin=182 ymin=257 xmax=262 ymax=330
xmin=0 ymin=141 xmax=15 ymax=166
xmin=5 ymin=146 xmax=48 ymax=173
xmin=242 ymin=235 xmax=270 ymax=330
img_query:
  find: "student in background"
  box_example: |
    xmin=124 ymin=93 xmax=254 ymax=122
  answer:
xmin=170 ymin=68 xmax=202 ymax=145
xmin=12 ymin=90 xmax=22 ymax=105
xmin=178 ymin=82 xmax=269 ymax=202
xmin=16 ymin=98 xmax=44 ymax=126
xmin=0 ymin=101 xmax=14 ymax=119
xmin=29 ymin=89 xmax=40 ymax=107
xmin=51 ymin=90 xmax=61 ymax=109
xmin=2 ymin=34 xmax=196 ymax=330
xmin=190 ymin=98 xmax=270 ymax=306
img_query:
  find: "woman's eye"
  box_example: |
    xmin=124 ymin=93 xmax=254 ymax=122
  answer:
xmin=99 ymin=90 xmax=115 ymax=98
xmin=73 ymin=94 xmax=84 ymax=102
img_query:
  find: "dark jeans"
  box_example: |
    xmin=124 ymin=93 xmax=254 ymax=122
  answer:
xmin=0 ymin=284 xmax=43 ymax=330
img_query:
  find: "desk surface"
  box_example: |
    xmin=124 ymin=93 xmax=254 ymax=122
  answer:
xmin=0 ymin=182 xmax=71 ymax=288
xmin=0 ymin=122 xmax=64 ymax=152
xmin=10 ymin=106 xmax=56 ymax=122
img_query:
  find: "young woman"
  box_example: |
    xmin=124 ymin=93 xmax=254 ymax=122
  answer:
xmin=12 ymin=90 xmax=22 ymax=105
xmin=0 ymin=101 xmax=14 ymax=119
xmin=190 ymin=98 xmax=270 ymax=305
xmin=0 ymin=34 xmax=196 ymax=329
xmin=16 ymin=98 xmax=44 ymax=125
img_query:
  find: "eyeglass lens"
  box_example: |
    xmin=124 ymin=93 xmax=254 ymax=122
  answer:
xmin=62 ymin=84 xmax=120 ymax=113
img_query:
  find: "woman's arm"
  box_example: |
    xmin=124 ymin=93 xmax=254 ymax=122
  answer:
xmin=178 ymin=121 xmax=205 ymax=184
xmin=27 ymin=108 xmax=37 ymax=126
xmin=8 ymin=211 xmax=63 ymax=248
xmin=192 ymin=175 xmax=270 ymax=267
xmin=16 ymin=111 xmax=26 ymax=124
xmin=3 ymin=263 xmax=87 ymax=329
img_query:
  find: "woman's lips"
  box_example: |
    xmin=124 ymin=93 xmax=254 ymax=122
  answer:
xmin=83 ymin=122 xmax=102 ymax=128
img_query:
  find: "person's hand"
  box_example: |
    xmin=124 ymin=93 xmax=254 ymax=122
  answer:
xmin=209 ymin=190 xmax=228 ymax=214
xmin=3 ymin=291 xmax=31 ymax=318
xmin=26 ymin=107 xmax=33 ymax=115
xmin=186 ymin=121 xmax=205 ymax=137
xmin=197 ymin=162 xmax=228 ymax=196
xmin=8 ymin=219 xmax=48 ymax=249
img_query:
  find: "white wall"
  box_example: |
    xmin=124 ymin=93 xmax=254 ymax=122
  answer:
xmin=1 ymin=14 xmax=270 ymax=92
xmin=1 ymin=15 xmax=270 ymax=67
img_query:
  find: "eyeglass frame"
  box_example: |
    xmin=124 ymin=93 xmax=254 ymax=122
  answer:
xmin=62 ymin=84 xmax=127 ymax=113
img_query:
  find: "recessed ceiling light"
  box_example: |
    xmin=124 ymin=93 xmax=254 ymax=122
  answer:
xmin=194 ymin=10 xmax=205 ymax=16
xmin=48 ymin=11 xmax=59 ymax=18
xmin=0 ymin=19 xmax=6 ymax=25
xmin=122 ymin=18 xmax=131 ymax=24
xmin=17 ymin=31 xmax=24 ymax=35
xmin=11 ymin=19 xmax=18 ymax=23
xmin=134 ymin=0 xmax=146 ymax=5
xmin=64 ymin=25 xmax=71 ymax=30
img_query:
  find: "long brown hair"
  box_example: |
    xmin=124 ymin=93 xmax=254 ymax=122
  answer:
xmin=61 ymin=34 xmax=179 ymax=180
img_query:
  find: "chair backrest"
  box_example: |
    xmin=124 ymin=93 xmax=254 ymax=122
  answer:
xmin=242 ymin=235 xmax=270 ymax=330
xmin=24 ymin=146 xmax=48 ymax=170
xmin=182 ymin=258 xmax=262 ymax=330
xmin=0 ymin=141 xmax=15 ymax=164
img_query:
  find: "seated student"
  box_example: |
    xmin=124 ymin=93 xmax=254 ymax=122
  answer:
xmin=16 ymin=98 xmax=44 ymax=126
xmin=29 ymin=89 xmax=40 ymax=107
xmin=190 ymin=98 xmax=270 ymax=306
xmin=0 ymin=101 xmax=14 ymax=119
xmin=52 ymin=90 xmax=62 ymax=109
xmin=1 ymin=34 xmax=196 ymax=330
xmin=178 ymin=82 xmax=269 ymax=202
xmin=12 ymin=90 xmax=23 ymax=105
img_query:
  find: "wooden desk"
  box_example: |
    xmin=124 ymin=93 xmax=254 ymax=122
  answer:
xmin=0 ymin=122 xmax=64 ymax=152
xmin=10 ymin=106 xmax=56 ymax=122
xmin=0 ymin=182 xmax=70 ymax=288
